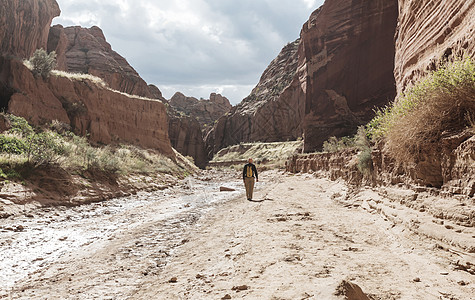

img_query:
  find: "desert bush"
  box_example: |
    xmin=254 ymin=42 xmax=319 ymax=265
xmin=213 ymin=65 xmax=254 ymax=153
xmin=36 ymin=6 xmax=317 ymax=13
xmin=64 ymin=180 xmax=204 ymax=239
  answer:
xmin=322 ymin=136 xmax=355 ymax=153
xmin=26 ymin=131 xmax=65 ymax=166
xmin=28 ymin=49 xmax=57 ymax=79
xmin=0 ymin=135 xmax=27 ymax=154
xmin=355 ymin=127 xmax=372 ymax=174
xmin=367 ymin=57 xmax=475 ymax=165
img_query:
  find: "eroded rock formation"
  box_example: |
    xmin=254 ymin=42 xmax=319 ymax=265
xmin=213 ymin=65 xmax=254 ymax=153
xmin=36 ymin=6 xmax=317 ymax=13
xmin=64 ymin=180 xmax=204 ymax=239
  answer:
xmin=0 ymin=0 xmax=60 ymax=58
xmin=394 ymin=0 xmax=475 ymax=94
xmin=3 ymin=59 xmax=174 ymax=157
xmin=0 ymin=0 xmax=174 ymax=158
xmin=301 ymin=0 xmax=398 ymax=152
xmin=48 ymin=25 xmax=157 ymax=98
xmin=167 ymin=108 xmax=207 ymax=169
xmin=169 ymin=92 xmax=232 ymax=129
xmin=206 ymin=39 xmax=304 ymax=155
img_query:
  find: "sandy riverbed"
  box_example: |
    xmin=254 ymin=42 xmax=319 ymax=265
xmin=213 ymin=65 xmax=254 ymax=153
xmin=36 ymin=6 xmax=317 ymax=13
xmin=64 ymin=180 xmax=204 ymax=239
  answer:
xmin=1 ymin=170 xmax=474 ymax=299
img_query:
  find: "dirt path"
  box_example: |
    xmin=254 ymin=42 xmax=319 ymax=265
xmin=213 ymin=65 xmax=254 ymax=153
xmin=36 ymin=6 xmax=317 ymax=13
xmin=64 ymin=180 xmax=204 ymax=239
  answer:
xmin=2 ymin=172 xmax=474 ymax=299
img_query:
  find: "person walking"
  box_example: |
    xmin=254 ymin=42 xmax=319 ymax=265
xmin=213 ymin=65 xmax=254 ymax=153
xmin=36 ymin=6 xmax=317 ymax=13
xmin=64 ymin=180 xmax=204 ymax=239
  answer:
xmin=243 ymin=158 xmax=258 ymax=201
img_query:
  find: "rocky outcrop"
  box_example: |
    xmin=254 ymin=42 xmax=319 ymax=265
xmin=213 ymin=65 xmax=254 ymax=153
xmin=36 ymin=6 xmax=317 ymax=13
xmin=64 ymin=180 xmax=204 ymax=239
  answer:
xmin=169 ymin=92 xmax=232 ymax=130
xmin=206 ymin=39 xmax=304 ymax=155
xmin=167 ymin=92 xmax=231 ymax=168
xmin=48 ymin=25 xmax=157 ymax=98
xmin=3 ymin=58 xmax=174 ymax=158
xmin=167 ymin=109 xmax=207 ymax=169
xmin=394 ymin=0 xmax=475 ymax=94
xmin=0 ymin=0 xmax=60 ymax=58
xmin=302 ymin=0 xmax=398 ymax=152
xmin=287 ymin=130 xmax=475 ymax=197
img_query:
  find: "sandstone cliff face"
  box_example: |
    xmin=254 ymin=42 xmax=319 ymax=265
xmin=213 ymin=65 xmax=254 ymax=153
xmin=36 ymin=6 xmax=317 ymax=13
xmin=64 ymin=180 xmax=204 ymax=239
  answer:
xmin=394 ymin=0 xmax=475 ymax=94
xmin=169 ymin=92 xmax=232 ymax=129
xmin=167 ymin=109 xmax=207 ymax=169
xmin=302 ymin=0 xmax=398 ymax=152
xmin=206 ymin=39 xmax=305 ymax=155
xmin=48 ymin=25 xmax=157 ymax=98
xmin=3 ymin=59 xmax=174 ymax=158
xmin=0 ymin=0 xmax=60 ymax=58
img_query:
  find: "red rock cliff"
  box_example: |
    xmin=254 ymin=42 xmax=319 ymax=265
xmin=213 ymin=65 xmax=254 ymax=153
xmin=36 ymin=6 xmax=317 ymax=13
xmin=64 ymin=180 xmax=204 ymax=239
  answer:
xmin=48 ymin=25 xmax=158 ymax=99
xmin=302 ymin=0 xmax=398 ymax=152
xmin=206 ymin=39 xmax=305 ymax=155
xmin=394 ymin=0 xmax=475 ymax=94
xmin=0 ymin=0 xmax=60 ymax=58
xmin=2 ymin=59 xmax=174 ymax=158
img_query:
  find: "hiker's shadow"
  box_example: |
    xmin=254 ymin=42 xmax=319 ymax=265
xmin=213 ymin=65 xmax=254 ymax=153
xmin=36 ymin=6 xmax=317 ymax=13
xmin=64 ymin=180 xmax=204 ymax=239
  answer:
xmin=247 ymin=198 xmax=273 ymax=203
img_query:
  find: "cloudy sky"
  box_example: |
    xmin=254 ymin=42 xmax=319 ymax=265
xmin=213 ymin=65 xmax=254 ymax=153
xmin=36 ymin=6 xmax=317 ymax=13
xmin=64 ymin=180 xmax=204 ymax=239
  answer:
xmin=53 ymin=0 xmax=324 ymax=104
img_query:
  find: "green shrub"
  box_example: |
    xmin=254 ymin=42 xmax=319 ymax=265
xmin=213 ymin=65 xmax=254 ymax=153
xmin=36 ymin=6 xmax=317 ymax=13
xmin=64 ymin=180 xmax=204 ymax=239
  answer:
xmin=0 ymin=135 xmax=27 ymax=154
xmin=26 ymin=131 xmax=65 ymax=166
xmin=28 ymin=49 xmax=57 ymax=79
xmin=5 ymin=114 xmax=34 ymax=136
xmin=322 ymin=136 xmax=355 ymax=153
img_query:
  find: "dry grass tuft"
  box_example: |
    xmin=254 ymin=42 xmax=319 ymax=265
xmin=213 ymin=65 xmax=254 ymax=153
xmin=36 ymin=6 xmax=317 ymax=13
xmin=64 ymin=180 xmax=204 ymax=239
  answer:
xmin=368 ymin=57 xmax=475 ymax=165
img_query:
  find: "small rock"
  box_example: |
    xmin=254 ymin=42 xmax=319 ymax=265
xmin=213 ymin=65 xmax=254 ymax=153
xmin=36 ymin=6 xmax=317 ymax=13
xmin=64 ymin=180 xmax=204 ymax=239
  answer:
xmin=59 ymin=236 xmax=68 ymax=241
xmin=440 ymin=272 xmax=449 ymax=275
xmin=14 ymin=225 xmax=25 ymax=232
xmin=458 ymin=280 xmax=468 ymax=286
xmin=232 ymin=285 xmax=249 ymax=291
xmin=169 ymin=277 xmax=178 ymax=283
xmin=220 ymin=187 xmax=236 ymax=192
xmin=444 ymin=225 xmax=454 ymax=230
xmin=221 ymin=294 xmax=232 ymax=300
xmin=196 ymin=274 xmax=204 ymax=279
xmin=413 ymin=277 xmax=421 ymax=282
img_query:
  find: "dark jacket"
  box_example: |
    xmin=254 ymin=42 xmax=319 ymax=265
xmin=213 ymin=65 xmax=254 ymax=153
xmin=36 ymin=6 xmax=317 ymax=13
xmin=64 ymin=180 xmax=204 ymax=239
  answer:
xmin=243 ymin=163 xmax=258 ymax=180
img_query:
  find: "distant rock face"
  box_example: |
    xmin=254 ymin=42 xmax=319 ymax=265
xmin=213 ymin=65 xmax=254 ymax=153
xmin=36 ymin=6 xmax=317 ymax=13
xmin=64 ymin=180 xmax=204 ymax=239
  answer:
xmin=167 ymin=109 xmax=207 ymax=169
xmin=3 ymin=59 xmax=174 ymax=158
xmin=48 ymin=25 xmax=157 ymax=98
xmin=302 ymin=0 xmax=398 ymax=152
xmin=394 ymin=0 xmax=475 ymax=94
xmin=0 ymin=0 xmax=60 ymax=58
xmin=169 ymin=92 xmax=232 ymax=129
xmin=167 ymin=92 xmax=231 ymax=167
xmin=206 ymin=39 xmax=304 ymax=155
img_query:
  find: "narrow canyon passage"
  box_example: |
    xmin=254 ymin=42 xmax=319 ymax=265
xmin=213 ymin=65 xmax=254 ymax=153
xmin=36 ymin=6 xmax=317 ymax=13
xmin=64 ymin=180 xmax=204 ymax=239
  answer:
xmin=2 ymin=171 xmax=474 ymax=299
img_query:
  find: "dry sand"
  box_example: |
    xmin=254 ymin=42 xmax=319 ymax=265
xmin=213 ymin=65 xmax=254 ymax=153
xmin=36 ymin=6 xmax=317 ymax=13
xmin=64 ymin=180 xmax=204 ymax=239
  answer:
xmin=2 ymin=170 xmax=474 ymax=299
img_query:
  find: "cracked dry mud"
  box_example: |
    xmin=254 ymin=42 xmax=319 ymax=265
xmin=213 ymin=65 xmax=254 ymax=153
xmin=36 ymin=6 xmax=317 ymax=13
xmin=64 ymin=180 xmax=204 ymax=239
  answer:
xmin=1 ymin=171 xmax=474 ymax=299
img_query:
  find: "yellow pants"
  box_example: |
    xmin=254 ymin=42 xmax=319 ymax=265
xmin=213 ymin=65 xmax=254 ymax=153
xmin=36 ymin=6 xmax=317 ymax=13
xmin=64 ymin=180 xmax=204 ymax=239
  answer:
xmin=244 ymin=177 xmax=255 ymax=200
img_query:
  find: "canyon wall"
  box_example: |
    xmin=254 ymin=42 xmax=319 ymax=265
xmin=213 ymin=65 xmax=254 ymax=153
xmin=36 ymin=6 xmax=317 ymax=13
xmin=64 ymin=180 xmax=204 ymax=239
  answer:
xmin=207 ymin=0 xmax=399 ymax=155
xmin=302 ymin=0 xmax=398 ymax=152
xmin=169 ymin=92 xmax=232 ymax=130
xmin=0 ymin=0 xmax=174 ymax=158
xmin=2 ymin=59 xmax=174 ymax=157
xmin=0 ymin=0 xmax=60 ymax=58
xmin=206 ymin=39 xmax=305 ymax=155
xmin=394 ymin=0 xmax=475 ymax=94
xmin=48 ymin=25 xmax=157 ymax=99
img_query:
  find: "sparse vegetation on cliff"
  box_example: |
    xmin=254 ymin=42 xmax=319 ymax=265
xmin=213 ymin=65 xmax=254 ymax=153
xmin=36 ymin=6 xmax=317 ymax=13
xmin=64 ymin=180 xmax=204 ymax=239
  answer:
xmin=367 ymin=57 xmax=475 ymax=165
xmin=26 ymin=49 xmax=57 ymax=79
